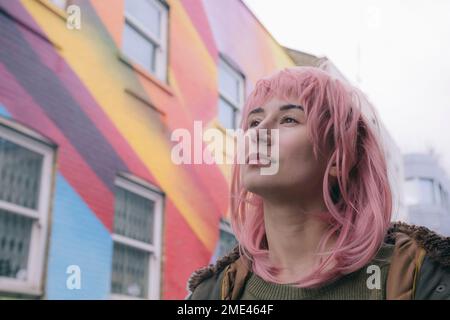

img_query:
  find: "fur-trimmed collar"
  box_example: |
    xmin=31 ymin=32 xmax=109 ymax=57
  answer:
xmin=187 ymin=244 xmax=241 ymax=294
xmin=188 ymin=221 xmax=450 ymax=293
xmin=385 ymin=221 xmax=450 ymax=266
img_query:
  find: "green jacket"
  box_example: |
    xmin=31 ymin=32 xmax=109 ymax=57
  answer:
xmin=186 ymin=222 xmax=450 ymax=300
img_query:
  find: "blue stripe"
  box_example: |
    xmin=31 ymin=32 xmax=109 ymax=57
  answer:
xmin=0 ymin=103 xmax=11 ymax=118
xmin=46 ymin=173 xmax=113 ymax=299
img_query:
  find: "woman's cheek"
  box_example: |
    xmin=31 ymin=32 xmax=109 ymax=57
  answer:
xmin=279 ymin=136 xmax=317 ymax=176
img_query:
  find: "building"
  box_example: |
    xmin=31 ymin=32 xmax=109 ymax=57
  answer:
xmin=403 ymin=153 xmax=450 ymax=235
xmin=0 ymin=0 xmax=301 ymax=299
xmin=0 ymin=0 xmax=403 ymax=300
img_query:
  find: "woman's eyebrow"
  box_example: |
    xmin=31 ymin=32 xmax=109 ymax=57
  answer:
xmin=279 ymin=104 xmax=304 ymax=112
xmin=248 ymin=107 xmax=264 ymax=116
xmin=248 ymin=104 xmax=303 ymax=116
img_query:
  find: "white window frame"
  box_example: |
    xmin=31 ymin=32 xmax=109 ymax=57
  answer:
xmin=218 ymin=57 xmax=245 ymax=130
xmin=123 ymin=0 xmax=168 ymax=82
xmin=0 ymin=122 xmax=54 ymax=296
xmin=110 ymin=174 xmax=163 ymax=300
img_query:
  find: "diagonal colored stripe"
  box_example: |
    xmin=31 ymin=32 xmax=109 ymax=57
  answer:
xmin=0 ymin=5 xmax=129 ymax=193
xmin=0 ymin=63 xmax=114 ymax=230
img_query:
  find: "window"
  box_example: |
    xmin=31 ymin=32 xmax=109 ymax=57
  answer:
xmin=0 ymin=121 xmax=54 ymax=296
xmin=48 ymin=0 xmax=69 ymax=10
xmin=418 ymin=178 xmax=436 ymax=205
xmin=122 ymin=0 xmax=168 ymax=82
xmin=435 ymin=182 xmax=442 ymax=206
xmin=439 ymin=183 xmax=449 ymax=210
xmin=111 ymin=175 xmax=163 ymax=299
xmin=218 ymin=57 xmax=245 ymax=129
xmin=405 ymin=177 xmax=435 ymax=206
xmin=217 ymin=218 xmax=237 ymax=259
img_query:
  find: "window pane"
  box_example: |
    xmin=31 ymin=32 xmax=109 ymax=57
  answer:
xmin=111 ymin=242 xmax=149 ymax=298
xmin=0 ymin=209 xmax=33 ymax=280
xmin=49 ymin=0 xmax=67 ymax=9
xmin=405 ymin=179 xmax=419 ymax=206
xmin=125 ymin=0 xmax=161 ymax=38
xmin=0 ymin=137 xmax=43 ymax=209
xmin=123 ymin=22 xmax=156 ymax=74
xmin=219 ymin=65 xmax=241 ymax=105
xmin=217 ymin=229 xmax=237 ymax=259
xmin=418 ymin=178 xmax=435 ymax=205
xmin=114 ymin=186 xmax=155 ymax=244
xmin=218 ymin=97 xmax=235 ymax=129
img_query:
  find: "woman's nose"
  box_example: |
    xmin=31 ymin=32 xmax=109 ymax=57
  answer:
xmin=250 ymin=126 xmax=272 ymax=147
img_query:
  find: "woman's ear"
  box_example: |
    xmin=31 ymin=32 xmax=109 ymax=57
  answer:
xmin=329 ymin=163 xmax=337 ymax=177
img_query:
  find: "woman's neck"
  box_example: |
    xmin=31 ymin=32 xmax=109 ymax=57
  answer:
xmin=263 ymin=198 xmax=336 ymax=283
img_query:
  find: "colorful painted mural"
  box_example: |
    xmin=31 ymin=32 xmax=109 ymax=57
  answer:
xmin=0 ymin=0 xmax=296 ymax=299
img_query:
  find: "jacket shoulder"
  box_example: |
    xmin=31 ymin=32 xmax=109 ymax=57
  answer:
xmin=385 ymin=221 xmax=450 ymax=267
xmin=186 ymin=269 xmax=225 ymax=300
xmin=385 ymin=221 xmax=450 ymax=299
xmin=186 ymin=245 xmax=241 ymax=300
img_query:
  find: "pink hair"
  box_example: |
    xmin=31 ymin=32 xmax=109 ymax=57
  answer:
xmin=230 ymin=66 xmax=392 ymax=288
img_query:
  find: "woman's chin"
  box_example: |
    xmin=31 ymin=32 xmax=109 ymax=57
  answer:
xmin=243 ymin=178 xmax=277 ymax=195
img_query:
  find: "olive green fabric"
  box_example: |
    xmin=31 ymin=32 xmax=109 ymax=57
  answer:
xmin=240 ymin=243 xmax=393 ymax=300
xmin=187 ymin=243 xmax=394 ymax=300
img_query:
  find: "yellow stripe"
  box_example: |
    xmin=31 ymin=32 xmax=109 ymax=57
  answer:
xmin=20 ymin=0 xmax=218 ymax=251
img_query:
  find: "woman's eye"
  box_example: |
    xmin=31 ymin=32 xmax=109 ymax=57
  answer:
xmin=281 ymin=117 xmax=298 ymax=124
xmin=249 ymin=120 xmax=260 ymax=128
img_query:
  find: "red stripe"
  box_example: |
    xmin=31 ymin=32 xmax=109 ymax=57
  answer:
xmin=14 ymin=8 xmax=159 ymax=188
xmin=0 ymin=64 xmax=114 ymax=231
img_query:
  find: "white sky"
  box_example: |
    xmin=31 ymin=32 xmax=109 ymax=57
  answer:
xmin=243 ymin=0 xmax=450 ymax=174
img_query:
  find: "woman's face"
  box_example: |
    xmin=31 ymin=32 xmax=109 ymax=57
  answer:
xmin=241 ymin=97 xmax=329 ymax=200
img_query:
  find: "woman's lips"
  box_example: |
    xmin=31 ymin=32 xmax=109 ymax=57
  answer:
xmin=246 ymin=153 xmax=271 ymax=166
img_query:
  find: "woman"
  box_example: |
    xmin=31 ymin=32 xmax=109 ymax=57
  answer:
xmin=187 ymin=67 xmax=450 ymax=300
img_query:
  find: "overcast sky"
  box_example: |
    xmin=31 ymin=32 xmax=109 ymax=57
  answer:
xmin=243 ymin=0 xmax=450 ymax=174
